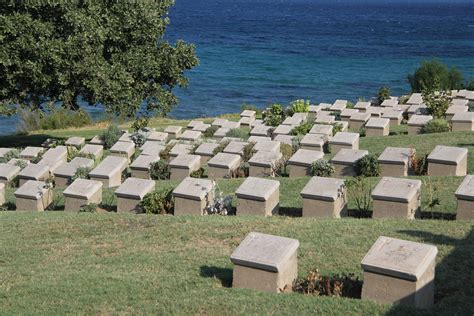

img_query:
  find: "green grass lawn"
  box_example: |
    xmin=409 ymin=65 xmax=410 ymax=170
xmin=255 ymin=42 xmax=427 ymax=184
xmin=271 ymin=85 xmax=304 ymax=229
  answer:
xmin=0 ymin=119 xmax=473 ymax=314
xmin=0 ymin=213 xmax=472 ymax=315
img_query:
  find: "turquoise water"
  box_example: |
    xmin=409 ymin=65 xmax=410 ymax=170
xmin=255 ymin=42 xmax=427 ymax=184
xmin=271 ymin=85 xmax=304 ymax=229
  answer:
xmin=1 ymin=0 xmax=473 ymax=134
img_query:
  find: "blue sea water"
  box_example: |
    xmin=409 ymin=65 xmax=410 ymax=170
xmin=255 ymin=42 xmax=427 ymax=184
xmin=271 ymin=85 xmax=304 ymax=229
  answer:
xmin=1 ymin=0 xmax=473 ymax=134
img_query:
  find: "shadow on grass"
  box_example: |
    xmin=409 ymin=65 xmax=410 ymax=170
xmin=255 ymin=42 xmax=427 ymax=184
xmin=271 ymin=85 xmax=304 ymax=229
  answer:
xmin=279 ymin=207 xmax=302 ymax=217
xmin=199 ymin=265 xmax=232 ymax=288
xmin=387 ymin=228 xmax=474 ymax=314
xmin=419 ymin=211 xmax=456 ymax=221
xmin=347 ymin=208 xmax=372 ymax=218
xmin=0 ymin=134 xmax=56 ymax=148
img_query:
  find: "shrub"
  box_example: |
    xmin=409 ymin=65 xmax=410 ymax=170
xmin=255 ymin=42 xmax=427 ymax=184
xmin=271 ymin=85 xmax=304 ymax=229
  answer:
xmin=346 ymin=101 xmax=354 ymax=109
xmin=67 ymin=147 xmax=79 ymax=162
xmin=293 ymin=268 xmax=362 ymax=299
xmin=291 ymin=135 xmax=303 ymax=154
xmin=355 ymin=154 xmax=380 ymax=177
xmin=291 ymin=121 xmax=313 ymax=136
xmin=423 ymin=118 xmax=450 ymax=134
xmin=14 ymin=159 xmax=28 ymax=170
xmin=17 ymin=108 xmax=92 ymax=134
xmin=263 ymin=104 xmax=286 ymax=127
xmin=159 ymin=144 xmax=174 ymax=161
xmin=408 ymin=59 xmax=464 ymax=93
xmin=100 ymin=124 xmax=123 ymax=149
xmin=280 ymin=143 xmax=293 ymax=162
xmin=149 ymin=160 xmax=170 ymax=180
xmin=290 ymin=99 xmax=310 ymax=113
xmin=410 ymin=153 xmax=428 ymax=176
xmin=310 ymin=159 xmax=335 ymax=177
xmin=131 ymin=117 xmax=149 ymax=132
xmin=229 ymin=162 xmax=249 ymax=178
xmin=398 ymin=95 xmax=410 ymax=105
xmin=212 ymin=140 xmax=230 ymax=156
xmin=225 ymin=127 xmax=249 ymax=140
xmin=79 ymin=203 xmax=98 ymax=213
xmin=242 ymin=143 xmax=256 ymax=162
xmin=377 ymin=86 xmax=390 ymax=105
xmin=0 ymin=148 xmax=20 ymax=163
xmin=76 ymin=152 xmax=96 ymax=161
xmin=332 ymin=123 xmax=343 ymax=135
xmin=190 ymin=167 xmax=205 ymax=178
xmin=346 ymin=177 xmax=373 ymax=215
xmin=140 ymin=188 xmax=174 ymax=214
xmin=72 ymin=167 xmax=91 ymax=181
xmin=422 ymin=86 xmax=451 ymax=118
xmin=203 ymin=125 xmax=219 ymax=138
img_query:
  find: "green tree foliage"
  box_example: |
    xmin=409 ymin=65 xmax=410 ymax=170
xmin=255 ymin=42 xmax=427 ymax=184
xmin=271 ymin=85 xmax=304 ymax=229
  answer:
xmin=422 ymin=78 xmax=451 ymax=118
xmin=408 ymin=59 xmax=464 ymax=93
xmin=377 ymin=86 xmax=390 ymax=105
xmin=0 ymin=1 xmax=198 ymax=117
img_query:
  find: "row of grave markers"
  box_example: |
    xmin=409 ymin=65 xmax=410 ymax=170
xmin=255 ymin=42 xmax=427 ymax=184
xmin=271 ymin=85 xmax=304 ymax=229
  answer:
xmin=1 ymin=171 xmax=472 ymax=220
xmin=230 ymin=232 xmax=437 ymax=309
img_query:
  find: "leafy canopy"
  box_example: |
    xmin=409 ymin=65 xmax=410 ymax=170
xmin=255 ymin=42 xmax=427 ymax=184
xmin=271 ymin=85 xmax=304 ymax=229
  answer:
xmin=407 ymin=59 xmax=463 ymax=93
xmin=0 ymin=1 xmax=199 ymax=117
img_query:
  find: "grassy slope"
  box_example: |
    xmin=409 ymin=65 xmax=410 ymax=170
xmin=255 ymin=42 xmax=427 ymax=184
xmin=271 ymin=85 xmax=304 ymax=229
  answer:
xmin=0 ymin=118 xmax=473 ymax=314
xmin=0 ymin=213 xmax=472 ymax=315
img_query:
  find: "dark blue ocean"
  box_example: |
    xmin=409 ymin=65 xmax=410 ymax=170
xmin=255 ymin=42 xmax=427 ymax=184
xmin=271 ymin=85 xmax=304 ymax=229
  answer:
xmin=1 ymin=0 xmax=473 ymax=134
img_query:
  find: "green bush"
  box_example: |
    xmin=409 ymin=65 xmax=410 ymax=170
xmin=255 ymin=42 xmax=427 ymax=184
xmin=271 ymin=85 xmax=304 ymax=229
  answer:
xmin=242 ymin=143 xmax=256 ymax=162
xmin=423 ymin=119 xmax=450 ymax=134
xmin=140 ymin=188 xmax=174 ymax=214
xmin=14 ymin=159 xmax=28 ymax=170
xmin=190 ymin=167 xmax=205 ymax=178
xmin=159 ymin=144 xmax=174 ymax=161
xmin=408 ymin=59 xmax=464 ymax=92
xmin=149 ymin=160 xmax=170 ymax=180
xmin=411 ymin=153 xmax=428 ymax=176
xmin=131 ymin=117 xmax=149 ymax=132
xmin=212 ymin=140 xmax=230 ymax=156
xmin=377 ymin=86 xmax=390 ymax=105
xmin=79 ymin=203 xmax=98 ymax=213
xmin=17 ymin=108 xmax=92 ymax=133
xmin=280 ymin=143 xmax=293 ymax=162
xmin=398 ymin=95 xmax=410 ymax=105
xmin=0 ymin=148 xmax=20 ymax=163
xmin=355 ymin=154 xmax=380 ymax=177
xmin=72 ymin=167 xmax=92 ymax=181
xmin=291 ymin=121 xmax=313 ymax=136
xmin=225 ymin=128 xmax=249 ymax=140
xmin=332 ymin=123 xmax=343 ymax=135
xmin=291 ymin=135 xmax=303 ymax=154
xmin=310 ymin=159 xmax=335 ymax=177
xmin=290 ymin=99 xmax=310 ymax=113
xmin=422 ymin=87 xmax=451 ymax=118
xmin=100 ymin=124 xmax=123 ymax=149
xmin=203 ymin=125 xmax=219 ymax=138
xmin=263 ymin=104 xmax=286 ymax=127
